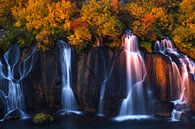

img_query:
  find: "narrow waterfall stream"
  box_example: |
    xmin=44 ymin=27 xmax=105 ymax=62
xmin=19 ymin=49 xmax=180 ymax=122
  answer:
xmin=58 ymin=40 xmax=81 ymax=114
xmin=98 ymin=51 xmax=108 ymax=116
xmin=98 ymin=49 xmax=115 ymax=116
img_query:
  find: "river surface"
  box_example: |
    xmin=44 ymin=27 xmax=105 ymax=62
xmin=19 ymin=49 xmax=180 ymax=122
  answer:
xmin=0 ymin=117 xmax=195 ymax=129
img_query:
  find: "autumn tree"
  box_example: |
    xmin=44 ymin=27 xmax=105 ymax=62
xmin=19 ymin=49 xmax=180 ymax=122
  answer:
xmin=125 ymin=1 xmax=172 ymax=42
xmin=68 ymin=18 xmax=91 ymax=48
xmin=0 ymin=0 xmax=30 ymax=50
xmin=80 ymin=0 xmax=124 ymax=47
xmin=172 ymin=0 xmax=195 ymax=57
xmin=0 ymin=0 xmax=194 ymax=58
xmin=12 ymin=0 xmax=76 ymax=50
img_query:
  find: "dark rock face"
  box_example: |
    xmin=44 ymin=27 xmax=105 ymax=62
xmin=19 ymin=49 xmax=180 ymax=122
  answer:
xmin=180 ymin=110 xmax=193 ymax=122
xmin=0 ymin=48 xmax=3 ymax=56
xmin=144 ymin=53 xmax=172 ymax=102
xmin=144 ymin=53 xmax=173 ymax=115
xmin=189 ymin=75 xmax=195 ymax=111
xmin=22 ymin=48 xmax=62 ymax=113
xmin=0 ymin=46 xmax=194 ymax=118
xmin=144 ymin=53 xmax=195 ymax=116
xmin=103 ymin=49 xmax=127 ymax=116
xmin=73 ymin=47 xmax=113 ymax=114
xmin=0 ymin=96 xmax=6 ymax=119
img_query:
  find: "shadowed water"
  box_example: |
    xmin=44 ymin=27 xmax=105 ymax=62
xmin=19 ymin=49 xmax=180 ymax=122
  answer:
xmin=1 ymin=118 xmax=195 ymax=129
xmin=98 ymin=49 xmax=115 ymax=116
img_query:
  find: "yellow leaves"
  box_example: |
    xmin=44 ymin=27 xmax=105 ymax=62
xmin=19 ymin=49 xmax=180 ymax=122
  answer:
xmin=111 ymin=0 xmax=119 ymax=13
xmin=172 ymin=0 xmax=195 ymax=57
xmin=152 ymin=7 xmax=170 ymax=26
xmin=68 ymin=26 xmax=91 ymax=47
xmin=46 ymin=0 xmax=76 ymax=31
xmin=63 ymin=21 xmax=71 ymax=31
xmin=81 ymin=0 xmax=122 ymax=39
xmin=11 ymin=0 xmax=77 ymax=50
xmin=36 ymin=29 xmax=51 ymax=51
xmin=125 ymin=1 xmax=172 ymax=42
xmin=126 ymin=3 xmax=146 ymax=19
xmin=180 ymin=0 xmax=194 ymax=13
xmin=50 ymin=0 xmax=75 ymax=21
xmin=190 ymin=24 xmax=195 ymax=33
xmin=173 ymin=35 xmax=181 ymax=45
xmin=152 ymin=8 xmax=165 ymax=19
xmin=14 ymin=21 xmax=22 ymax=28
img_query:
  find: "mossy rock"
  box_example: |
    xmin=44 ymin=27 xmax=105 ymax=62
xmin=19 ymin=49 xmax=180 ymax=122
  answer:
xmin=33 ymin=113 xmax=54 ymax=125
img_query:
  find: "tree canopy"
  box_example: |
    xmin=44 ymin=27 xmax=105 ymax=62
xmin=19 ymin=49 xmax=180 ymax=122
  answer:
xmin=0 ymin=0 xmax=194 ymax=57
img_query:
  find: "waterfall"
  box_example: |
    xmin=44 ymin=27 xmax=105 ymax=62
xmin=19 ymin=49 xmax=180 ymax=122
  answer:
xmin=154 ymin=38 xmax=195 ymax=121
xmin=98 ymin=51 xmax=108 ymax=116
xmin=98 ymin=49 xmax=115 ymax=116
xmin=115 ymin=30 xmax=149 ymax=121
xmin=0 ymin=43 xmax=36 ymax=121
xmin=58 ymin=40 xmax=80 ymax=114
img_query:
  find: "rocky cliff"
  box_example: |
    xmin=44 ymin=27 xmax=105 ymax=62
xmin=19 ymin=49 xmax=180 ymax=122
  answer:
xmin=0 ymin=46 xmax=194 ymax=118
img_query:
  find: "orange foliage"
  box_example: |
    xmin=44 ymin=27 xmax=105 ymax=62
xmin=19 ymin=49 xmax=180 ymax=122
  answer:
xmin=72 ymin=19 xmax=88 ymax=31
xmin=141 ymin=13 xmax=155 ymax=28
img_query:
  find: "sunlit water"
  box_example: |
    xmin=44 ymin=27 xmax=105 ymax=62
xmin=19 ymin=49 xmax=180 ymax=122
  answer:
xmin=154 ymin=38 xmax=195 ymax=121
xmin=115 ymin=32 xmax=147 ymax=121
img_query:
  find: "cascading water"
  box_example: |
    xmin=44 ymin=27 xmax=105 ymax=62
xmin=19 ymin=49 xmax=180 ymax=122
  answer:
xmin=154 ymin=38 xmax=195 ymax=121
xmin=0 ymin=43 xmax=36 ymax=121
xmin=98 ymin=52 xmax=108 ymax=116
xmin=98 ymin=50 xmax=115 ymax=116
xmin=115 ymin=30 xmax=149 ymax=121
xmin=58 ymin=40 xmax=80 ymax=114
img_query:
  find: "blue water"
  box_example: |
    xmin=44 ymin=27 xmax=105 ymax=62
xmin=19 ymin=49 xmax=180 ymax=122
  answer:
xmin=0 ymin=117 xmax=195 ymax=129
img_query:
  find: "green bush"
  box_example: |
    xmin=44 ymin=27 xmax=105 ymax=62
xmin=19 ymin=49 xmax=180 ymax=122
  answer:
xmin=33 ymin=113 xmax=54 ymax=125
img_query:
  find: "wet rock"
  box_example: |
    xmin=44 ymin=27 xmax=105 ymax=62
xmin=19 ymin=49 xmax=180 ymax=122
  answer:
xmin=189 ymin=75 xmax=195 ymax=112
xmin=22 ymin=47 xmax=61 ymax=112
xmin=0 ymin=98 xmax=5 ymax=119
xmin=174 ymin=103 xmax=189 ymax=111
xmin=3 ymin=109 xmax=26 ymax=121
xmin=180 ymin=110 xmax=193 ymax=122
xmin=153 ymin=101 xmax=174 ymax=118
xmin=74 ymin=47 xmax=113 ymax=114
xmin=104 ymin=49 xmax=128 ymax=116
xmin=144 ymin=53 xmax=173 ymax=114
xmin=143 ymin=53 xmax=195 ymax=115
xmin=146 ymin=54 xmax=172 ymax=102
xmin=154 ymin=112 xmax=171 ymax=119
xmin=17 ymin=46 xmax=195 ymax=116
